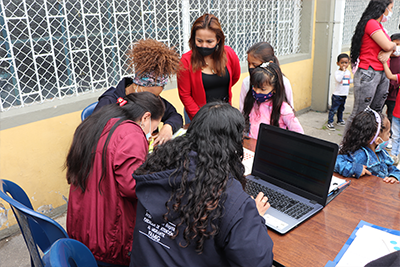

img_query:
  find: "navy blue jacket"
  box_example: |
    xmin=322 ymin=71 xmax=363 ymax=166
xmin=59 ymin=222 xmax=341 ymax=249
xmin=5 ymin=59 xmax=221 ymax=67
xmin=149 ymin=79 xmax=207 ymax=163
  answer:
xmin=94 ymin=77 xmax=183 ymax=133
xmin=130 ymin=152 xmax=274 ymax=267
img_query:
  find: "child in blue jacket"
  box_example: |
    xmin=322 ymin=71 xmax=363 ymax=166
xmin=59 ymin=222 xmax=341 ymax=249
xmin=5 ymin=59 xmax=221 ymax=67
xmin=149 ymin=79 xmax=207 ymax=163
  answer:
xmin=335 ymin=107 xmax=400 ymax=184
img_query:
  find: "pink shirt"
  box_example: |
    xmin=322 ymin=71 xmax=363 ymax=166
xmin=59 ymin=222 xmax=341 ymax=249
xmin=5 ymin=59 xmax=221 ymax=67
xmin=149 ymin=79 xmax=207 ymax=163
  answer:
xmin=249 ymin=101 xmax=304 ymax=139
xmin=359 ymin=19 xmax=390 ymax=71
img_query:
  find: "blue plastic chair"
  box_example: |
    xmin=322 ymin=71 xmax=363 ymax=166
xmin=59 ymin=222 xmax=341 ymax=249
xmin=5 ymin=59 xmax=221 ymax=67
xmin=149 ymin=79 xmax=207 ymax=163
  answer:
xmin=42 ymin=238 xmax=97 ymax=267
xmin=0 ymin=179 xmax=68 ymax=267
xmin=81 ymin=102 xmax=98 ymax=121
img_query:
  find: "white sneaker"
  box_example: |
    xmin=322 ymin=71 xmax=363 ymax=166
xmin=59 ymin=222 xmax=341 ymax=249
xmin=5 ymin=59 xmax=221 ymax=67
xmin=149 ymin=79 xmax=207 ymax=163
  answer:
xmin=327 ymin=123 xmax=335 ymax=131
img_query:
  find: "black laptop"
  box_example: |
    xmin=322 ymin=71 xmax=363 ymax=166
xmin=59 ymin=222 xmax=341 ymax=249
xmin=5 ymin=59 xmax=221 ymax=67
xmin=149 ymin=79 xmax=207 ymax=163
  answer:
xmin=245 ymin=123 xmax=339 ymax=234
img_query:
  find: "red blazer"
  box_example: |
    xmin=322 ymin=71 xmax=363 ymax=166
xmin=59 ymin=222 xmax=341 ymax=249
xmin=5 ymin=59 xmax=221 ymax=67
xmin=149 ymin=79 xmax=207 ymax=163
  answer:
xmin=67 ymin=118 xmax=148 ymax=266
xmin=177 ymin=46 xmax=241 ymax=119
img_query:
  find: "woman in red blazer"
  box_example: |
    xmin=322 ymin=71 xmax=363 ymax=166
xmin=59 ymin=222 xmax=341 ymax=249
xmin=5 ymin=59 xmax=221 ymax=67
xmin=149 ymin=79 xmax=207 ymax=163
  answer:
xmin=178 ymin=13 xmax=241 ymax=121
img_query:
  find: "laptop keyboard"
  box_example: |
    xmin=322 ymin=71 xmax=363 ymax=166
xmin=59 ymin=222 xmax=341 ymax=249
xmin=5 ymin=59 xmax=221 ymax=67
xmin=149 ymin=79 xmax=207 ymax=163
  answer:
xmin=245 ymin=179 xmax=313 ymax=219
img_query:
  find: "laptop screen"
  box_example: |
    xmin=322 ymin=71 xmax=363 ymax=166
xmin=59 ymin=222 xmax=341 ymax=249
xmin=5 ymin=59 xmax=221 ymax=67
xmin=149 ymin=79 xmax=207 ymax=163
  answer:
xmin=252 ymin=124 xmax=338 ymax=203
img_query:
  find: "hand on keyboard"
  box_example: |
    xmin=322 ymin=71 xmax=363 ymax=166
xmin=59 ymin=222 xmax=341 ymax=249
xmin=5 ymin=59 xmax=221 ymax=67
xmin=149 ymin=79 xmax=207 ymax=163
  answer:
xmin=252 ymin=192 xmax=270 ymax=216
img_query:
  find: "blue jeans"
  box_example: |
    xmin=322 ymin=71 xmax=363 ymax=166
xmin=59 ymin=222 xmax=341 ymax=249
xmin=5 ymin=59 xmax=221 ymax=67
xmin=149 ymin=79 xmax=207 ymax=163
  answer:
xmin=328 ymin=94 xmax=347 ymax=124
xmin=391 ymin=116 xmax=400 ymax=156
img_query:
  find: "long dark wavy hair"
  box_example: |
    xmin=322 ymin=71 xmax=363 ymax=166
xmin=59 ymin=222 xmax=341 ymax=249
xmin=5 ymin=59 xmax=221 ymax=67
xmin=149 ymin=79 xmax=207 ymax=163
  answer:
xmin=350 ymin=0 xmax=392 ymax=65
xmin=65 ymin=92 xmax=165 ymax=193
xmin=189 ymin=13 xmax=227 ymax=76
xmin=339 ymin=109 xmax=386 ymax=154
xmin=242 ymin=62 xmax=288 ymax=133
xmin=134 ymin=102 xmax=245 ymax=253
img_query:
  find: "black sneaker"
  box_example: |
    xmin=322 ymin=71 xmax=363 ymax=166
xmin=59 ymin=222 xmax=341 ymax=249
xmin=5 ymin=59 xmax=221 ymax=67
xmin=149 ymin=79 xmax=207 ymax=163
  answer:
xmin=327 ymin=123 xmax=335 ymax=131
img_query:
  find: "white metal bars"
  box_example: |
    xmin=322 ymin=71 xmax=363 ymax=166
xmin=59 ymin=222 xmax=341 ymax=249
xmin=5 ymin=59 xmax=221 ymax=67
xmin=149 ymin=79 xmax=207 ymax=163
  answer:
xmin=342 ymin=0 xmax=400 ymax=49
xmin=0 ymin=0 xmax=303 ymax=111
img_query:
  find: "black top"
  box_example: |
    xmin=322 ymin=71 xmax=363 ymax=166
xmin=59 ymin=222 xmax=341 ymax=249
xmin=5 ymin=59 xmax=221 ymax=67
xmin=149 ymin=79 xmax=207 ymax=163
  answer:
xmin=202 ymin=67 xmax=230 ymax=103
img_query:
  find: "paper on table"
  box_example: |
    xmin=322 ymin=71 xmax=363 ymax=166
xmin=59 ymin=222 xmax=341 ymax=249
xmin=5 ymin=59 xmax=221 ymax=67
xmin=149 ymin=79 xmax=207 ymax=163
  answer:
xmin=336 ymin=225 xmax=400 ymax=266
xmin=329 ymin=176 xmax=347 ymax=194
xmin=242 ymin=147 xmax=254 ymax=176
xmin=172 ymin=128 xmax=187 ymax=139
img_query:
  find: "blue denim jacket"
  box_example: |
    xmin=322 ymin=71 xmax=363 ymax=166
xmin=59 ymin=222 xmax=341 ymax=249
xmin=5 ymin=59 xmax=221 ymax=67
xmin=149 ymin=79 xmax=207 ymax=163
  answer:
xmin=335 ymin=147 xmax=400 ymax=180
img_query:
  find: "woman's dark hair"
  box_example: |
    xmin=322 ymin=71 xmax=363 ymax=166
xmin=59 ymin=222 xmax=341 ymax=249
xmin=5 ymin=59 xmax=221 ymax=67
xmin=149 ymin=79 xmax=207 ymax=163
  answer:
xmin=65 ymin=92 xmax=165 ymax=193
xmin=350 ymin=0 xmax=393 ymax=65
xmin=242 ymin=62 xmax=288 ymax=133
xmin=247 ymin=42 xmax=280 ymax=66
xmin=134 ymin=102 xmax=245 ymax=253
xmin=339 ymin=109 xmax=386 ymax=154
xmin=189 ymin=13 xmax=227 ymax=76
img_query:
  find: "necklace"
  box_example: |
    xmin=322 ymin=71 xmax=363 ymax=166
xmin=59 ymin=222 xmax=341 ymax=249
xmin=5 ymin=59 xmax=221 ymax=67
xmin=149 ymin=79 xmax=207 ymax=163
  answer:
xmin=205 ymin=62 xmax=216 ymax=74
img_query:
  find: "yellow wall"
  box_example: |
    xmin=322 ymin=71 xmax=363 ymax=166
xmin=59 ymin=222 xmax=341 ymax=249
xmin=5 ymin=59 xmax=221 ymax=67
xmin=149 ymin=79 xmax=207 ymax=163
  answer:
xmin=0 ymin=113 xmax=79 ymax=230
xmin=0 ymin=0 xmax=317 ymax=232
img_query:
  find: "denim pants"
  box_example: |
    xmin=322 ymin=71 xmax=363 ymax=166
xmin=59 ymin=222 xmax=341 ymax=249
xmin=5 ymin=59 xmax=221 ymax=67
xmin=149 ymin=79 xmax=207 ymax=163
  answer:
xmin=391 ymin=116 xmax=400 ymax=156
xmin=344 ymin=67 xmax=389 ymax=134
xmin=328 ymin=94 xmax=347 ymax=124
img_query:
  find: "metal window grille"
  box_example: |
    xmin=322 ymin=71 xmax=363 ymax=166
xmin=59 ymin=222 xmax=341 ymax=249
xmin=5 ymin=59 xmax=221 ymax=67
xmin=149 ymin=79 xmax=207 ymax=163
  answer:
xmin=342 ymin=0 xmax=400 ymax=49
xmin=0 ymin=0 xmax=303 ymax=112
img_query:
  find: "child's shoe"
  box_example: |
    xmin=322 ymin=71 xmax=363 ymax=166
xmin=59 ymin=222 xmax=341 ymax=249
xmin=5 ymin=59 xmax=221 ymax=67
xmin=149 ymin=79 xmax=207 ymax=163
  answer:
xmin=327 ymin=123 xmax=335 ymax=131
xmin=337 ymin=121 xmax=346 ymax=126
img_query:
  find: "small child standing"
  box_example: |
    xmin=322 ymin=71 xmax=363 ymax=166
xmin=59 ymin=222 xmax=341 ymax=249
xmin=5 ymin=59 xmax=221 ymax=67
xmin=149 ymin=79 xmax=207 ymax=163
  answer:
xmin=334 ymin=107 xmax=399 ymax=184
xmin=379 ymin=44 xmax=400 ymax=164
xmin=327 ymin=53 xmax=352 ymax=130
xmin=383 ymin=33 xmax=400 ymax=149
xmin=242 ymin=62 xmax=303 ymax=139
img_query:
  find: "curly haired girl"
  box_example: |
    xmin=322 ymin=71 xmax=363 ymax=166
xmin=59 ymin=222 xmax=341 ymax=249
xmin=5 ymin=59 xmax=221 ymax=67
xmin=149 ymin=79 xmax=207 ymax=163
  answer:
xmin=94 ymin=38 xmax=183 ymax=146
xmin=129 ymin=102 xmax=273 ymax=266
xmin=335 ymin=107 xmax=400 ymax=184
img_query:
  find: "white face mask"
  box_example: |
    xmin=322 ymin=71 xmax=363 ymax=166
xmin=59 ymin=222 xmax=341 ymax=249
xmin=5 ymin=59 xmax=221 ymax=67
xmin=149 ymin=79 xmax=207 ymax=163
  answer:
xmin=382 ymin=8 xmax=392 ymax=22
xmin=393 ymin=46 xmax=400 ymax=57
xmin=145 ymin=119 xmax=152 ymax=140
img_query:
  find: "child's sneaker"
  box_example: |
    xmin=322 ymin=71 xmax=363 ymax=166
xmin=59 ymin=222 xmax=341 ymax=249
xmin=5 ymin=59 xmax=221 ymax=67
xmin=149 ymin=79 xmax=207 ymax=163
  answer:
xmin=337 ymin=121 xmax=346 ymax=126
xmin=327 ymin=123 xmax=335 ymax=131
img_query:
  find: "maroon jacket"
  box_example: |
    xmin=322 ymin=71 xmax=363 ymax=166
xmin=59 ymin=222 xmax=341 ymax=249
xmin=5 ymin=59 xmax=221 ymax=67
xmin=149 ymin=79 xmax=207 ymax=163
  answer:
xmin=67 ymin=118 xmax=148 ymax=265
xmin=387 ymin=56 xmax=400 ymax=101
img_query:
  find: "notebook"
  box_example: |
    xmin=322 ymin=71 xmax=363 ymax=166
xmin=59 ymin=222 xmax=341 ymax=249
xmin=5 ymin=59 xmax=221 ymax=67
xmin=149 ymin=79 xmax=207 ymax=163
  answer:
xmin=245 ymin=123 xmax=339 ymax=234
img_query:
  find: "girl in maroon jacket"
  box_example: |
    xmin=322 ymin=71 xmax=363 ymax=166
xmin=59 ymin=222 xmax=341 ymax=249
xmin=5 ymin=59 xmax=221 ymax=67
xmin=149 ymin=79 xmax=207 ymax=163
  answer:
xmin=65 ymin=92 xmax=164 ymax=266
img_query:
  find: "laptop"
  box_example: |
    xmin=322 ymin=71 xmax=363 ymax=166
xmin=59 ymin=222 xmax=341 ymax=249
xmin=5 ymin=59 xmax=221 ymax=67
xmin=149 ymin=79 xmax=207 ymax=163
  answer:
xmin=245 ymin=123 xmax=339 ymax=234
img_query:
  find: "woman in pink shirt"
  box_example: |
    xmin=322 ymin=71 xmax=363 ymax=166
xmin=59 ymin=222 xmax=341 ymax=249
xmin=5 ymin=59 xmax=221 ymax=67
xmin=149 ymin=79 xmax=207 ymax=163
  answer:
xmin=345 ymin=0 xmax=397 ymax=134
xmin=242 ymin=62 xmax=303 ymax=139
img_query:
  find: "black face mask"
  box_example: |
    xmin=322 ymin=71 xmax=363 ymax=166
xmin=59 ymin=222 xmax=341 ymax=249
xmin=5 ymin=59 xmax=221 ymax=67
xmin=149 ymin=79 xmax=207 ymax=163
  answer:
xmin=196 ymin=45 xmax=217 ymax=57
xmin=248 ymin=66 xmax=255 ymax=74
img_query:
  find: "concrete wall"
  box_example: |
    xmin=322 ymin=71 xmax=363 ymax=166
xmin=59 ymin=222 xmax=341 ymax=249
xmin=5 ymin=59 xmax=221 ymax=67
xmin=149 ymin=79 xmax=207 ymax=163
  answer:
xmin=0 ymin=0 xmax=317 ymax=237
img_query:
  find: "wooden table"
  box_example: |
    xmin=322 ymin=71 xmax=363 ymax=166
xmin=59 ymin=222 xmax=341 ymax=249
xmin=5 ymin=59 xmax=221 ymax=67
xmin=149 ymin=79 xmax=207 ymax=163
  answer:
xmin=243 ymin=138 xmax=400 ymax=266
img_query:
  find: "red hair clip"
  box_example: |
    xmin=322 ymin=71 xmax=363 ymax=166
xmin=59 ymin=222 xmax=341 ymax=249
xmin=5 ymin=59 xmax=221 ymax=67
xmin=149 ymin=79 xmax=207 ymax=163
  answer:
xmin=117 ymin=97 xmax=127 ymax=107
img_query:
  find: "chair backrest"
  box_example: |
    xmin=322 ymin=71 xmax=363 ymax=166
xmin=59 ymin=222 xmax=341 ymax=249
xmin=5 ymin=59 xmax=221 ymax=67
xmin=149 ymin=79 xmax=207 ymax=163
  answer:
xmin=81 ymin=102 xmax=98 ymax=121
xmin=0 ymin=179 xmax=68 ymax=267
xmin=42 ymin=238 xmax=97 ymax=267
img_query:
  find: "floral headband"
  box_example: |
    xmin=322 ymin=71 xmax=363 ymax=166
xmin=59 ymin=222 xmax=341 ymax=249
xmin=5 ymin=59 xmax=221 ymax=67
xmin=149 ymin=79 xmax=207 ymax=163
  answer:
xmin=132 ymin=72 xmax=168 ymax=87
xmin=365 ymin=107 xmax=381 ymax=144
